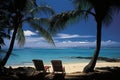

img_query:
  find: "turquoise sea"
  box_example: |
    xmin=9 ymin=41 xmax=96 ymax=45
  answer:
xmin=4 ymin=48 xmax=120 ymax=66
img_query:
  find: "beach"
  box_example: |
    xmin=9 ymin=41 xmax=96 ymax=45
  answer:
xmin=63 ymin=62 xmax=120 ymax=73
xmin=2 ymin=61 xmax=120 ymax=80
xmin=8 ymin=61 xmax=120 ymax=73
xmin=2 ymin=48 xmax=120 ymax=80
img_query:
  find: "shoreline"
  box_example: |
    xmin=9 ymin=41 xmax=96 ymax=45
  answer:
xmin=6 ymin=61 xmax=120 ymax=73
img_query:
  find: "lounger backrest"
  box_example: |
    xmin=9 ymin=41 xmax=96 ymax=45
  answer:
xmin=32 ymin=59 xmax=45 ymax=71
xmin=51 ymin=60 xmax=63 ymax=72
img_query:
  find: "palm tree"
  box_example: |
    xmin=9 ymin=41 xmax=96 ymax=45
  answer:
xmin=49 ymin=0 xmax=120 ymax=72
xmin=0 ymin=0 xmax=54 ymax=67
xmin=76 ymin=0 xmax=120 ymax=72
xmin=0 ymin=3 xmax=11 ymax=49
xmin=0 ymin=30 xmax=10 ymax=64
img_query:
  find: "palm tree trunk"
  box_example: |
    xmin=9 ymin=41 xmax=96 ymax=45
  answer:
xmin=0 ymin=26 xmax=18 ymax=67
xmin=83 ymin=21 xmax=102 ymax=73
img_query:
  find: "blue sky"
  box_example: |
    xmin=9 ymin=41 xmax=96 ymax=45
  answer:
xmin=5 ymin=0 xmax=120 ymax=48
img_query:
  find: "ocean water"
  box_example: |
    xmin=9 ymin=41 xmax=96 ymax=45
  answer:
xmin=5 ymin=48 xmax=120 ymax=66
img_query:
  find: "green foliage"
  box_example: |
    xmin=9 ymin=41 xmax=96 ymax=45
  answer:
xmin=0 ymin=0 xmax=55 ymax=67
xmin=16 ymin=27 xmax=25 ymax=47
xmin=49 ymin=0 xmax=120 ymax=34
xmin=49 ymin=9 xmax=95 ymax=34
xmin=28 ymin=19 xmax=55 ymax=45
xmin=0 ymin=0 xmax=55 ymax=47
xmin=73 ymin=0 xmax=92 ymax=10
xmin=0 ymin=30 xmax=10 ymax=48
xmin=30 ymin=6 xmax=54 ymax=17
xmin=23 ymin=0 xmax=37 ymax=13
xmin=49 ymin=10 xmax=84 ymax=34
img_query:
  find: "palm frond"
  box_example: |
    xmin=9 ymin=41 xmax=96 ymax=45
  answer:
xmin=33 ymin=18 xmax=50 ymax=26
xmin=84 ymin=7 xmax=93 ymax=22
xmin=23 ymin=16 xmax=52 ymax=27
xmin=0 ymin=28 xmax=10 ymax=48
xmin=102 ymin=3 xmax=120 ymax=26
xmin=102 ymin=8 xmax=113 ymax=26
xmin=23 ymin=0 xmax=37 ymax=12
xmin=16 ymin=26 xmax=25 ymax=47
xmin=0 ymin=31 xmax=10 ymax=39
xmin=49 ymin=10 xmax=88 ymax=34
xmin=31 ymin=0 xmax=37 ymax=7
xmin=0 ymin=38 xmax=5 ymax=46
xmin=73 ymin=0 xmax=92 ymax=10
xmin=29 ymin=19 xmax=55 ymax=45
xmin=110 ymin=0 xmax=120 ymax=8
xmin=110 ymin=4 xmax=120 ymax=14
xmin=30 ymin=6 xmax=55 ymax=17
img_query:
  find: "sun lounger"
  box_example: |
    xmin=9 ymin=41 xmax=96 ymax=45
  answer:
xmin=32 ymin=59 xmax=50 ymax=73
xmin=51 ymin=60 xmax=65 ymax=74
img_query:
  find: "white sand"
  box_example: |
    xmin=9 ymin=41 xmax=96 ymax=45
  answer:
xmin=63 ymin=62 xmax=120 ymax=73
xmin=9 ymin=62 xmax=120 ymax=73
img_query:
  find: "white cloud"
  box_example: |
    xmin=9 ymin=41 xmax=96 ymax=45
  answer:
xmin=56 ymin=33 xmax=95 ymax=39
xmin=101 ymin=40 xmax=118 ymax=47
xmin=23 ymin=37 xmax=54 ymax=48
xmin=24 ymin=30 xmax=36 ymax=37
xmin=54 ymin=40 xmax=119 ymax=48
xmin=55 ymin=40 xmax=95 ymax=48
xmin=3 ymin=34 xmax=120 ymax=49
xmin=22 ymin=38 xmax=120 ymax=48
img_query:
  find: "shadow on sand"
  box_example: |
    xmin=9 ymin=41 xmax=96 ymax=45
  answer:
xmin=0 ymin=67 xmax=120 ymax=80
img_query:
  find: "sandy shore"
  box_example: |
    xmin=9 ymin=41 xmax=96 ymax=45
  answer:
xmin=63 ymin=62 xmax=120 ymax=73
xmin=8 ymin=61 xmax=120 ymax=73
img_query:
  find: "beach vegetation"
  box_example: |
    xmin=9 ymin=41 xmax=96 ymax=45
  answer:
xmin=0 ymin=0 xmax=54 ymax=67
xmin=49 ymin=0 xmax=120 ymax=72
xmin=0 ymin=30 xmax=10 ymax=49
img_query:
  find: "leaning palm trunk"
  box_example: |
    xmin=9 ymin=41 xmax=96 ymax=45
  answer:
xmin=83 ymin=20 xmax=102 ymax=72
xmin=0 ymin=11 xmax=21 ymax=67
xmin=0 ymin=26 xmax=18 ymax=67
